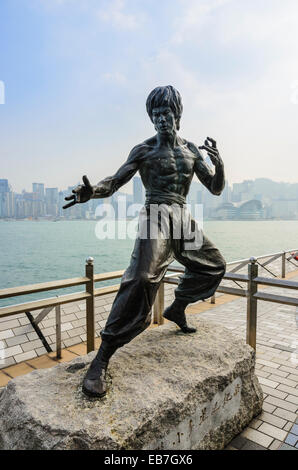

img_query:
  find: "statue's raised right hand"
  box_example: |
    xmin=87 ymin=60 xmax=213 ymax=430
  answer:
xmin=63 ymin=175 xmax=94 ymax=209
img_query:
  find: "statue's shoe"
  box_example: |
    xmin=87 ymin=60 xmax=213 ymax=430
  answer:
xmin=82 ymin=369 xmax=107 ymax=398
xmin=163 ymin=303 xmax=197 ymax=334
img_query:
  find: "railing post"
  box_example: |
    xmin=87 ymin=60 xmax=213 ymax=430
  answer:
xmin=211 ymin=294 xmax=216 ymax=304
xmin=282 ymin=252 xmax=286 ymax=278
xmin=55 ymin=305 xmax=62 ymax=359
xmin=153 ymin=283 xmax=165 ymax=325
xmin=246 ymin=257 xmax=258 ymax=351
xmin=85 ymin=257 xmax=95 ymax=353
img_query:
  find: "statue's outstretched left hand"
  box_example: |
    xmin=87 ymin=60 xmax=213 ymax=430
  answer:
xmin=63 ymin=175 xmax=94 ymax=209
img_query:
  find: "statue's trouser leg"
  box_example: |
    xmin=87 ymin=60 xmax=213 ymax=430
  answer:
xmin=85 ymin=228 xmax=175 ymax=383
xmin=173 ymin=233 xmax=226 ymax=304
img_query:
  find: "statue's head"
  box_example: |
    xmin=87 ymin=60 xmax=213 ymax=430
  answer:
xmin=146 ymin=85 xmax=183 ymax=131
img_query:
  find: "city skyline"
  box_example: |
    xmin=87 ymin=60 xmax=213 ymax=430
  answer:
xmin=1 ymin=175 xmax=298 ymax=221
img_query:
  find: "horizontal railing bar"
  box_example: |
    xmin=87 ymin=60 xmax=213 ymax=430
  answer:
xmin=223 ymin=273 xmax=249 ymax=282
xmin=217 ymin=286 xmax=248 ymax=297
xmin=261 ymin=253 xmax=282 ymax=267
xmin=0 ymin=292 xmax=91 ymax=318
xmin=254 ymin=277 xmax=298 ymax=290
xmin=228 ymin=259 xmax=250 ymax=273
xmin=0 ymin=277 xmax=90 ymax=300
xmin=254 ymin=292 xmax=298 ymax=307
xmin=227 ymin=250 xmax=298 ymax=266
xmin=94 ymin=284 xmax=120 ymax=297
xmin=94 ymin=270 xmax=125 ymax=282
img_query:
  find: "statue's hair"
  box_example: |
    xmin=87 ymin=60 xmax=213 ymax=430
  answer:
xmin=146 ymin=86 xmax=183 ymax=129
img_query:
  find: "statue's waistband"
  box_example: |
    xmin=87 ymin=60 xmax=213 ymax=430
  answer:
xmin=145 ymin=190 xmax=186 ymax=207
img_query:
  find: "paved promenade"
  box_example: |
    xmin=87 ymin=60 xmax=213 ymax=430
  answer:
xmin=0 ymin=260 xmax=297 ymax=450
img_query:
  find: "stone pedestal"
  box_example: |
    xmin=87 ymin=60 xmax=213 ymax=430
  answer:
xmin=0 ymin=317 xmax=263 ymax=450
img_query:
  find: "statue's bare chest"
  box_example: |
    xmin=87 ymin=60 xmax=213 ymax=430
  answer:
xmin=141 ymin=146 xmax=194 ymax=176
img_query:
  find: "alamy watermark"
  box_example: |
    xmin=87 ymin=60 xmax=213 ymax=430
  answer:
xmin=94 ymin=198 xmax=204 ymax=251
xmin=0 ymin=81 xmax=5 ymax=104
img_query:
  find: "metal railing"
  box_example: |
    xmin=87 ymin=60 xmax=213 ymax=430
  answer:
xmin=0 ymin=249 xmax=297 ymax=359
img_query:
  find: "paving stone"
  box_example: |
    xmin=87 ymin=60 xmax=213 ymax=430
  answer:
xmin=262 ymin=367 xmax=289 ymax=378
xmin=0 ymin=330 xmax=14 ymax=340
xmin=262 ymin=402 xmax=276 ymax=413
xmin=265 ymin=396 xmax=297 ymax=413
xmin=26 ymin=356 xmax=57 ymax=369
xmin=279 ymin=366 xmax=298 ymax=376
xmin=241 ymin=428 xmax=273 ymax=448
xmin=242 ymin=440 xmax=267 ymax=451
xmin=0 ymin=319 xmax=20 ymax=331
xmin=269 ymin=439 xmax=282 ymax=451
xmin=258 ymin=377 xmax=279 ymax=389
xmin=35 ymin=347 xmax=47 ymax=356
xmin=256 ymin=359 xmax=280 ymax=369
xmin=229 ymin=435 xmax=248 ymax=449
xmin=285 ymin=395 xmax=298 ymax=406
xmin=67 ymin=343 xmax=87 ymax=356
xmin=14 ymin=350 xmax=37 ymax=363
xmin=3 ymin=345 xmax=23 ymax=358
xmin=258 ymin=422 xmax=288 ymax=441
xmin=0 ymin=356 xmax=15 ymax=368
xmin=63 ymin=337 xmax=81 ymax=348
xmin=285 ymin=433 xmax=298 ymax=447
xmin=6 ymin=335 xmax=29 ymax=347
xmin=67 ymin=327 xmax=85 ymax=338
xmin=268 ymin=375 xmax=297 ymax=388
xmin=4 ymin=362 xmax=34 ymax=378
xmin=21 ymin=339 xmax=43 ymax=352
xmin=277 ymin=384 xmax=298 ymax=397
xmin=261 ymin=385 xmax=287 ymax=400
xmin=27 ymin=332 xmax=39 ymax=341
xmin=284 ymin=422 xmax=293 ymax=432
xmin=279 ymin=443 xmax=298 ymax=450
xmin=290 ymin=424 xmax=298 ymax=436
xmin=258 ymin=411 xmax=287 ymax=429
xmin=0 ymin=371 xmax=11 ymax=387
xmin=287 ymin=374 xmax=298 ymax=383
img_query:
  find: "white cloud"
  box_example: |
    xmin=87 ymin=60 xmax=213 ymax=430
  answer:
xmin=102 ymin=72 xmax=127 ymax=85
xmin=97 ymin=0 xmax=141 ymax=31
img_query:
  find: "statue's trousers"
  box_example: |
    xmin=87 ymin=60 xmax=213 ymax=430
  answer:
xmin=101 ymin=205 xmax=226 ymax=347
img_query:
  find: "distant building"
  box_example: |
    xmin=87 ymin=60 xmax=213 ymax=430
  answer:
xmin=32 ymin=183 xmax=45 ymax=199
xmin=215 ymin=200 xmax=264 ymax=220
xmin=45 ymin=188 xmax=59 ymax=217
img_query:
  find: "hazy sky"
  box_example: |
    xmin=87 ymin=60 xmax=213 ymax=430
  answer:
xmin=1 ymin=0 xmax=298 ymax=193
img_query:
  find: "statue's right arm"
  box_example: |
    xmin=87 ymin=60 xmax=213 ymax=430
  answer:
xmin=92 ymin=144 xmax=146 ymax=199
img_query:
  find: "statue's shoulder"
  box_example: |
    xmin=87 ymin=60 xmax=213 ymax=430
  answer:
xmin=127 ymin=139 xmax=152 ymax=162
xmin=184 ymin=140 xmax=204 ymax=161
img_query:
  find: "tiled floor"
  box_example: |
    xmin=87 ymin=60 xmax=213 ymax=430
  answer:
xmin=0 ymin=270 xmax=297 ymax=450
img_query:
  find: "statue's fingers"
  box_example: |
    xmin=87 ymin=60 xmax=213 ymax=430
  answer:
xmin=72 ymin=185 xmax=82 ymax=194
xmin=65 ymin=195 xmax=76 ymax=201
xmin=207 ymin=137 xmax=217 ymax=147
xmin=200 ymin=145 xmax=217 ymax=155
xmin=82 ymin=175 xmax=92 ymax=190
xmin=63 ymin=201 xmax=76 ymax=209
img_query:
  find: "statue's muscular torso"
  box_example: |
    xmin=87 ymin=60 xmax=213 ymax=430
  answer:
xmin=138 ymin=136 xmax=195 ymax=197
xmin=93 ymin=134 xmax=224 ymax=200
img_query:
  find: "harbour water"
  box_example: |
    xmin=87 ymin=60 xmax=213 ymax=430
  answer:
xmin=1 ymin=219 xmax=297 ymax=307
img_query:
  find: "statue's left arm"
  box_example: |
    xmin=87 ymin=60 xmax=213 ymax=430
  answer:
xmin=190 ymin=137 xmax=225 ymax=196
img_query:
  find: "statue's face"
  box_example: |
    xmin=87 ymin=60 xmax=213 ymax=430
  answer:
xmin=152 ymin=105 xmax=177 ymax=136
